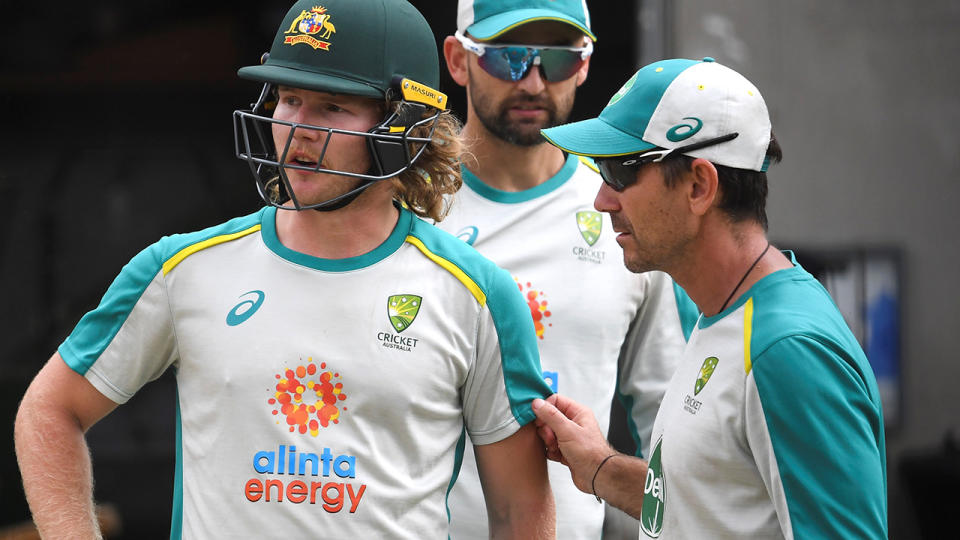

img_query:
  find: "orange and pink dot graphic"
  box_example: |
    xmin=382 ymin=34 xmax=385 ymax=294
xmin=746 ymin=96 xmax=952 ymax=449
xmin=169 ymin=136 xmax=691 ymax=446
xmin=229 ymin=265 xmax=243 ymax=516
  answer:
xmin=516 ymin=278 xmax=552 ymax=339
xmin=268 ymin=358 xmax=347 ymax=437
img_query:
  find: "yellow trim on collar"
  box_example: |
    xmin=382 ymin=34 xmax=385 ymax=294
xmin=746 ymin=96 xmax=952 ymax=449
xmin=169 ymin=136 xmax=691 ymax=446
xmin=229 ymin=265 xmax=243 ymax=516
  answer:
xmin=162 ymin=225 xmax=262 ymax=275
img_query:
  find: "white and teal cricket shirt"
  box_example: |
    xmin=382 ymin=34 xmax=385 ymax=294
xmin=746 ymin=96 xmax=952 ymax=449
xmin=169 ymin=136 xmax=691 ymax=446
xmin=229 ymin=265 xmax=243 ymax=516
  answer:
xmin=437 ymin=155 xmax=697 ymax=539
xmin=59 ymin=206 xmax=551 ymax=539
xmin=640 ymin=255 xmax=887 ymax=539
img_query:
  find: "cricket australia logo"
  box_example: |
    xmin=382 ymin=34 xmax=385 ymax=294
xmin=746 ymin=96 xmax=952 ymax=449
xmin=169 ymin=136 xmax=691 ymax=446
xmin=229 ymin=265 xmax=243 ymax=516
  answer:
xmin=377 ymin=294 xmax=422 ymax=352
xmin=684 ymin=357 xmax=717 ymax=414
xmin=694 ymin=357 xmax=718 ymax=395
xmin=640 ymin=438 xmax=665 ymax=537
xmin=572 ymin=211 xmax=606 ymax=264
xmin=576 ymin=211 xmax=601 ymax=246
xmin=284 ymin=5 xmax=336 ymax=50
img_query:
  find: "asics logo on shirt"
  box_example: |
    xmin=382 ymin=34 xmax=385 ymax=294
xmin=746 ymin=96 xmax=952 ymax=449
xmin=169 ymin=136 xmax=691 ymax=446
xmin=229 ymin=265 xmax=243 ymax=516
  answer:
xmin=456 ymin=226 xmax=479 ymax=245
xmin=226 ymin=290 xmax=265 ymax=326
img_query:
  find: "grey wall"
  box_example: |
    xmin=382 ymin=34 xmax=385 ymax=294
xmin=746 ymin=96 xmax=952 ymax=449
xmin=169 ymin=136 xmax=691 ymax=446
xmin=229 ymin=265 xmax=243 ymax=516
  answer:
xmin=669 ymin=1 xmax=960 ymax=537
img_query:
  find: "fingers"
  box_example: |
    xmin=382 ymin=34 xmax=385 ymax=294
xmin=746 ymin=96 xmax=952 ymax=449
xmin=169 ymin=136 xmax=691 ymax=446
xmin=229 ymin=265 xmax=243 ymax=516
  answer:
xmin=531 ymin=398 xmax=572 ymax=439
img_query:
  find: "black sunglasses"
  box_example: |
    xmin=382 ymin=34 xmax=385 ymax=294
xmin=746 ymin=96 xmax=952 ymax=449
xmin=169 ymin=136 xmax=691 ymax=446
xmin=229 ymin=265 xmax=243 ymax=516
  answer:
xmin=596 ymin=133 xmax=739 ymax=192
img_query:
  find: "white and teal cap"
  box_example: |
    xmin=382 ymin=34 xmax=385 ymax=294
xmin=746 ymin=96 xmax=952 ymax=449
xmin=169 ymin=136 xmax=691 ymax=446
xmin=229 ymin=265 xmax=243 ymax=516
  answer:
xmin=541 ymin=58 xmax=772 ymax=171
xmin=457 ymin=0 xmax=595 ymax=41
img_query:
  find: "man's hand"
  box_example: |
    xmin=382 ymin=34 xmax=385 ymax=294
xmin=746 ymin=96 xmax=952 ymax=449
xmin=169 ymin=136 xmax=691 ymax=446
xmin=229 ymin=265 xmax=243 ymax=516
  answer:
xmin=532 ymin=394 xmax=615 ymax=494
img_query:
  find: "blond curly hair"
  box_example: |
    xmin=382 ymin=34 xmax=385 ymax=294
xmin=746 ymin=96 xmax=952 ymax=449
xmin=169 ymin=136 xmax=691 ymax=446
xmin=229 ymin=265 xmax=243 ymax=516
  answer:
xmin=389 ymin=102 xmax=463 ymax=222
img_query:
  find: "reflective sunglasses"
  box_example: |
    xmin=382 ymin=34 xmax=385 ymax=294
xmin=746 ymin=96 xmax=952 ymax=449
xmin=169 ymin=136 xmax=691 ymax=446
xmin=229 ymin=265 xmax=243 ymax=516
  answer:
xmin=596 ymin=133 xmax=740 ymax=192
xmin=455 ymin=30 xmax=592 ymax=82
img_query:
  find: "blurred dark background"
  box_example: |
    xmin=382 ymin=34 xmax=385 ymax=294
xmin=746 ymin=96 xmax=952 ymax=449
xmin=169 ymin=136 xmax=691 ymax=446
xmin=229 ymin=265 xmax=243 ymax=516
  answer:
xmin=2 ymin=1 xmax=958 ymax=539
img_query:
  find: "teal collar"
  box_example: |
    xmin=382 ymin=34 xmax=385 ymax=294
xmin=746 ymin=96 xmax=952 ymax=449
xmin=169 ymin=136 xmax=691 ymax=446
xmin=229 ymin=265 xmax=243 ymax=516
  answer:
xmin=697 ymin=250 xmax=804 ymax=329
xmin=462 ymin=153 xmax=579 ymax=203
xmin=260 ymin=206 xmax=413 ymax=272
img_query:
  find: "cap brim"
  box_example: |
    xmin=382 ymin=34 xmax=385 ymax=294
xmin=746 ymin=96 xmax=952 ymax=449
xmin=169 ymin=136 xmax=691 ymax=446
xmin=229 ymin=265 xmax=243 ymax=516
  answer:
xmin=541 ymin=118 xmax=655 ymax=158
xmin=238 ymin=64 xmax=384 ymax=99
xmin=468 ymin=9 xmax=596 ymax=41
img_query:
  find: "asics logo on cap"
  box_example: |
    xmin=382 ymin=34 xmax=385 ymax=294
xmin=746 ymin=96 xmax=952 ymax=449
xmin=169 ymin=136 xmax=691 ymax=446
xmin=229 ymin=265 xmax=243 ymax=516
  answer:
xmin=666 ymin=117 xmax=703 ymax=142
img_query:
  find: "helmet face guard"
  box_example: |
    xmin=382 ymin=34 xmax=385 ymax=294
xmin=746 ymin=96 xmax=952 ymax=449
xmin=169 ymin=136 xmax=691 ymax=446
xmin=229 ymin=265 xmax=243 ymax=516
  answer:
xmin=233 ymin=77 xmax=447 ymax=211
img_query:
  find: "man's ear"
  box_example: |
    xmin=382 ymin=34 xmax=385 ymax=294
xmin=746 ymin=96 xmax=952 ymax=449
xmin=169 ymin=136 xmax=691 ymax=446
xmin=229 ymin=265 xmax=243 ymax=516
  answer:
xmin=443 ymin=35 xmax=469 ymax=87
xmin=687 ymin=158 xmax=719 ymax=217
xmin=575 ymin=49 xmax=591 ymax=87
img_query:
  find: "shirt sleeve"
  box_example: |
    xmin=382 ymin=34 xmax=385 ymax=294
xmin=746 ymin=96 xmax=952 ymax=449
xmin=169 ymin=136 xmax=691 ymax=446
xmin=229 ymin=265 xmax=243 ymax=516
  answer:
xmin=461 ymin=266 xmax=552 ymax=445
xmin=744 ymin=335 xmax=887 ymax=539
xmin=617 ymin=271 xmax=695 ymax=458
xmin=58 ymin=241 xmax=178 ymax=404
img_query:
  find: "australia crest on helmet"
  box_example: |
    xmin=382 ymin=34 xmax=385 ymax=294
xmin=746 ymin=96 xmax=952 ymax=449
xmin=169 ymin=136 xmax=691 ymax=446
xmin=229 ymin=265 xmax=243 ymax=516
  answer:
xmin=284 ymin=5 xmax=337 ymax=50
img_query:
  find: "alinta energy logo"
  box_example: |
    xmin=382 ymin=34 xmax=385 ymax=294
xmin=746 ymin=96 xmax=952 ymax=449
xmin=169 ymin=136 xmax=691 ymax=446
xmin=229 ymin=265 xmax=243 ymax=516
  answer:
xmin=684 ymin=356 xmax=718 ymax=415
xmin=640 ymin=438 xmax=665 ymax=538
xmin=572 ymin=211 xmax=606 ymax=264
xmin=377 ymin=294 xmax=422 ymax=352
xmin=516 ymin=278 xmax=552 ymax=340
xmin=284 ymin=5 xmax=337 ymax=51
xmin=247 ymin=359 xmax=365 ymax=513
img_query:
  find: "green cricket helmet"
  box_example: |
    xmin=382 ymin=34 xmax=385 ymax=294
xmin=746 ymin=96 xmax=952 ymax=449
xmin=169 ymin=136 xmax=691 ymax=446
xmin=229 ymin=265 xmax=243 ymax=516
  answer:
xmin=233 ymin=0 xmax=448 ymax=211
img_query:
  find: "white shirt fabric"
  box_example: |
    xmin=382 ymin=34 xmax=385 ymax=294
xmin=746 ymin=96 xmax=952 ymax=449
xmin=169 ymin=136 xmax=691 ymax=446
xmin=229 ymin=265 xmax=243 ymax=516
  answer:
xmin=438 ymin=156 xmax=695 ymax=539
xmin=59 ymin=206 xmax=552 ymax=539
xmin=641 ymin=256 xmax=886 ymax=539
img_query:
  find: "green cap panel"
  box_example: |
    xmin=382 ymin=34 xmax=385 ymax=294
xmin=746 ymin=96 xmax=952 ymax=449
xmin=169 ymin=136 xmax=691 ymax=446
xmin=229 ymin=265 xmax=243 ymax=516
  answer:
xmin=239 ymin=0 xmax=439 ymax=98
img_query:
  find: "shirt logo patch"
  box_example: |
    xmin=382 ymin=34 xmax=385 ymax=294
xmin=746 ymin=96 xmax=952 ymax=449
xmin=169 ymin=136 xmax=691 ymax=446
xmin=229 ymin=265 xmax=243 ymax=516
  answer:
xmin=267 ymin=359 xmax=348 ymax=436
xmin=226 ymin=290 xmax=265 ymax=326
xmin=572 ymin=209 xmax=606 ymax=263
xmin=284 ymin=5 xmax=336 ymax=50
xmin=387 ymin=294 xmax=422 ymax=333
xmin=640 ymin=438 xmax=666 ymax=537
xmin=694 ymin=356 xmax=718 ymax=395
xmin=576 ymin=211 xmax=602 ymax=246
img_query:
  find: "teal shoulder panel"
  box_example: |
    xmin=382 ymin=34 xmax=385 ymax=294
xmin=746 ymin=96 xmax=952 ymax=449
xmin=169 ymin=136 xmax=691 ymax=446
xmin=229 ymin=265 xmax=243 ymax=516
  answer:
xmin=672 ymin=281 xmax=700 ymax=341
xmin=461 ymin=153 xmax=579 ymax=204
xmin=408 ymin=217 xmax=551 ymax=425
xmin=749 ymin=268 xmax=887 ymax=538
xmin=59 ymin=210 xmax=267 ymax=375
xmin=752 ymin=337 xmax=887 ymax=539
